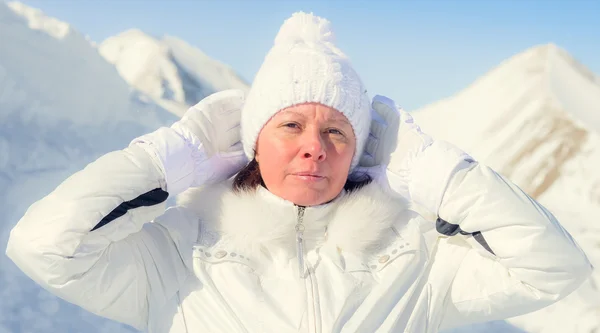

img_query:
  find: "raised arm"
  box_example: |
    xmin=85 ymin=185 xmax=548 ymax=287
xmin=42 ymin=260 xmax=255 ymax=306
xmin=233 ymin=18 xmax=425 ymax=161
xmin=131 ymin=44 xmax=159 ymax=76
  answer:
xmin=5 ymin=89 xmax=247 ymax=331
xmin=407 ymin=141 xmax=592 ymax=330
xmin=361 ymin=94 xmax=592 ymax=329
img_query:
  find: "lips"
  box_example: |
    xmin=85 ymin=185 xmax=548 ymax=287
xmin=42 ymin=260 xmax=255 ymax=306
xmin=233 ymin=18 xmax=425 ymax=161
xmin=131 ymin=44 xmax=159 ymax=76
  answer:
xmin=294 ymin=172 xmax=322 ymax=177
xmin=291 ymin=172 xmax=326 ymax=180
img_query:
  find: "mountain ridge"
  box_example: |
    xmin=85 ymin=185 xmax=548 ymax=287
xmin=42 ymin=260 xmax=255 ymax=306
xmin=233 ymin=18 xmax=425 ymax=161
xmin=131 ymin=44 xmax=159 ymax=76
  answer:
xmin=412 ymin=42 xmax=600 ymax=333
xmin=99 ymin=29 xmax=250 ymax=116
xmin=1 ymin=3 xmax=173 ymax=331
xmin=413 ymin=43 xmax=600 ymax=200
xmin=6 ymin=1 xmax=71 ymax=39
xmin=2 ymin=1 xmax=599 ymax=332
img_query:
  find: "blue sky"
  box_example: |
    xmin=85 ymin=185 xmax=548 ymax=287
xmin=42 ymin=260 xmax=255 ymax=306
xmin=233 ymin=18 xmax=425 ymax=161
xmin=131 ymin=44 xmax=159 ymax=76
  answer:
xmin=18 ymin=0 xmax=600 ymax=110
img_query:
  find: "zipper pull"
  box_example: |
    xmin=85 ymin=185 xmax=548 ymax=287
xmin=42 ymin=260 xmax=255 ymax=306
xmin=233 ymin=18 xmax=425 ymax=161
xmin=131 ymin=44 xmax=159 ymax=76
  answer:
xmin=295 ymin=206 xmax=306 ymax=279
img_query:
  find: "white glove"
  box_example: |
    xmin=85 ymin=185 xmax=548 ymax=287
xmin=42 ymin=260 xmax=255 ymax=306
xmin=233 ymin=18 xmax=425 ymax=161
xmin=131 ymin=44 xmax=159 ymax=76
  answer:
xmin=358 ymin=95 xmax=401 ymax=168
xmin=132 ymin=89 xmax=248 ymax=196
xmin=356 ymin=94 xmax=433 ymax=200
xmin=380 ymin=96 xmax=434 ymax=201
xmin=357 ymin=95 xmax=473 ymax=216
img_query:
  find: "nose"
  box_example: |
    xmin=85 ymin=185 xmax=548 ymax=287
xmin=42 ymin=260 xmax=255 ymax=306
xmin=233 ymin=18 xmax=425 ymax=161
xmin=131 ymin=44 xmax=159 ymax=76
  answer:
xmin=301 ymin=129 xmax=326 ymax=162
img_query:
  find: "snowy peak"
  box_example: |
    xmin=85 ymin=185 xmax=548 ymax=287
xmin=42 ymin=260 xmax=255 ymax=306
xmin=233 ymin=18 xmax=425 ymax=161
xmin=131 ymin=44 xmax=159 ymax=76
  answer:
xmin=455 ymin=43 xmax=600 ymax=133
xmin=529 ymin=43 xmax=598 ymax=84
xmin=542 ymin=45 xmax=600 ymax=131
xmin=99 ymin=29 xmax=250 ymax=116
xmin=6 ymin=1 xmax=71 ymax=39
xmin=412 ymin=44 xmax=600 ymax=200
xmin=1 ymin=3 xmax=177 ymax=332
xmin=411 ymin=45 xmax=600 ymax=332
xmin=414 ymin=43 xmax=600 ymax=142
xmin=99 ymin=29 xmax=169 ymax=92
xmin=482 ymin=43 xmax=597 ymax=85
xmin=0 ymin=3 xmax=158 ymax=127
xmin=0 ymin=0 xmax=175 ymax=179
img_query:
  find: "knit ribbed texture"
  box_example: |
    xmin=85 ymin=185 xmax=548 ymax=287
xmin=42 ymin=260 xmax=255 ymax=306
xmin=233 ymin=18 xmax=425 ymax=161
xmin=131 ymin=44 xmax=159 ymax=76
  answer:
xmin=240 ymin=12 xmax=371 ymax=170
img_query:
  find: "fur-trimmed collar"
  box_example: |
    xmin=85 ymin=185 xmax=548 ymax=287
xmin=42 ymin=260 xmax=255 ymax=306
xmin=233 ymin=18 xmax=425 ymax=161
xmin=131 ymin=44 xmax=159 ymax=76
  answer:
xmin=176 ymin=180 xmax=411 ymax=261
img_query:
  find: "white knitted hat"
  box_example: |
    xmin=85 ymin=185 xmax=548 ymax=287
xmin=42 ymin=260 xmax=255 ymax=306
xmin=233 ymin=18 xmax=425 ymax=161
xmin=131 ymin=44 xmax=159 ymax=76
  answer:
xmin=240 ymin=11 xmax=371 ymax=171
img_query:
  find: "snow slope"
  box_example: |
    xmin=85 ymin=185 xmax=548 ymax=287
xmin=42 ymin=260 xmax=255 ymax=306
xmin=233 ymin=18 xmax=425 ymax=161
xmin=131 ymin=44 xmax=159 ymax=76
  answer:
xmin=1 ymin=2 xmax=177 ymax=332
xmin=413 ymin=44 xmax=600 ymax=333
xmin=3 ymin=1 xmax=598 ymax=332
xmin=99 ymin=29 xmax=250 ymax=116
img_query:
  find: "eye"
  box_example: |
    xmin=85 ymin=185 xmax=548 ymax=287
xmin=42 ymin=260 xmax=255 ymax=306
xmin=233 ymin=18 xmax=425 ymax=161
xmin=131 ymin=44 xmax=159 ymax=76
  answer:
xmin=327 ymin=128 xmax=344 ymax=136
xmin=281 ymin=122 xmax=301 ymax=131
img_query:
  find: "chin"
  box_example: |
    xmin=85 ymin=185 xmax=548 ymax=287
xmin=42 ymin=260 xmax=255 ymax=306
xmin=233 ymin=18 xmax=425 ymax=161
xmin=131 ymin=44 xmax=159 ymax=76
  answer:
xmin=287 ymin=188 xmax=340 ymax=207
xmin=266 ymin=179 xmax=345 ymax=207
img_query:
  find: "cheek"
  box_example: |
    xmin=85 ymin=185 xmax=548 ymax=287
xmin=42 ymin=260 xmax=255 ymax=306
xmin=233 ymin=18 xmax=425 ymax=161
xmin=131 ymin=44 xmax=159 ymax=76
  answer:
xmin=256 ymin=133 xmax=294 ymax=177
xmin=329 ymin=141 xmax=355 ymax=169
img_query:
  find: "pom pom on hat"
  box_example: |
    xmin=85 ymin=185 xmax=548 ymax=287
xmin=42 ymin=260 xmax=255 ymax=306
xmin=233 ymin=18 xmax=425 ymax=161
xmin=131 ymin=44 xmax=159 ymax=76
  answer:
xmin=240 ymin=11 xmax=371 ymax=171
xmin=274 ymin=12 xmax=336 ymax=45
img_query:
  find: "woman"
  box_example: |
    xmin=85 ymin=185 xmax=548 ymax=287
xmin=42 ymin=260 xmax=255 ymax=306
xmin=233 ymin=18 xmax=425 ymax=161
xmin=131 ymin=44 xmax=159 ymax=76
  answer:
xmin=6 ymin=12 xmax=592 ymax=333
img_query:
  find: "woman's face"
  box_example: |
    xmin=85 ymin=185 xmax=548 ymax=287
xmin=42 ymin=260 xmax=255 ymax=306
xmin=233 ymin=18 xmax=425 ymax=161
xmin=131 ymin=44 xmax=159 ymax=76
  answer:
xmin=255 ymin=103 xmax=356 ymax=206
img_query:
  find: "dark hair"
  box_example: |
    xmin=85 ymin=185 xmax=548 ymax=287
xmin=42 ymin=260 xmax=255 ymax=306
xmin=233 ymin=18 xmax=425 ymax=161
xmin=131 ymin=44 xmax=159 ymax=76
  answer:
xmin=232 ymin=158 xmax=372 ymax=194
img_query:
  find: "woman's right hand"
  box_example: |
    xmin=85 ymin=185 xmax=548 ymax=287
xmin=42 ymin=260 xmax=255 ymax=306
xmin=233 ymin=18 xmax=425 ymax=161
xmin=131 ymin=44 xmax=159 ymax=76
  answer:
xmin=132 ymin=89 xmax=248 ymax=195
xmin=5 ymin=90 xmax=248 ymax=330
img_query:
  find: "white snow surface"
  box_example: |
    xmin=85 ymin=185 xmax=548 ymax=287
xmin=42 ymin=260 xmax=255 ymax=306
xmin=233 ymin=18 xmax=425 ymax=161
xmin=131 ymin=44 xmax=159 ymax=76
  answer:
xmin=1 ymin=2 xmax=176 ymax=332
xmin=6 ymin=1 xmax=69 ymax=39
xmin=413 ymin=43 xmax=600 ymax=333
xmin=99 ymin=29 xmax=249 ymax=116
xmin=2 ymin=1 xmax=599 ymax=332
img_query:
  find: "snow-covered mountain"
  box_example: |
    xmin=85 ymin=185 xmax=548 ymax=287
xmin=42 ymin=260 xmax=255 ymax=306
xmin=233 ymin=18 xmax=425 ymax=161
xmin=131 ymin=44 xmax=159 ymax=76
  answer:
xmin=99 ymin=29 xmax=250 ymax=116
xmin=413 ymin=43 xmax=600 ymax=333
xmin=2 ymin=1 xmax=598 ymax=332
xmin=0 ymin=2 xmax=177 ymax=332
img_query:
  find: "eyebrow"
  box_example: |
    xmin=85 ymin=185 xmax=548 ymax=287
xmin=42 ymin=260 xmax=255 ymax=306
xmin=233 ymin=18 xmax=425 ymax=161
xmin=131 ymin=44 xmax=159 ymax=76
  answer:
xmin=278 ymin=110 xmax=351 ymax=125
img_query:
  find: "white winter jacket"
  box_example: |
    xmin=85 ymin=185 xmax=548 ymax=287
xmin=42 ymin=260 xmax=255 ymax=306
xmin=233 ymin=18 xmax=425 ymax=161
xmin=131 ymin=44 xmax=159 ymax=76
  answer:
xmin=6 ymin=127 xmax=592 ymax=333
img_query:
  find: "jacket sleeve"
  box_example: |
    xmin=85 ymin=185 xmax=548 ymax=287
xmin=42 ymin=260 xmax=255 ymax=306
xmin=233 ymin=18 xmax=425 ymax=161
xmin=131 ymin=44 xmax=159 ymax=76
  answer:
xmin=406 ymin=142 xmax=593 ymax=330
xmin=5 ymin=127 xmax=200 ymax=331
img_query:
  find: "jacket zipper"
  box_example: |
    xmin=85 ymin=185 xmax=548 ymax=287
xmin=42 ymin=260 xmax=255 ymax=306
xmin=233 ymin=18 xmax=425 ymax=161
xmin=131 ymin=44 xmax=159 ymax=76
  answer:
xmin=294 ymin=206 xmax=320 ymax=332
xmin=295 ymin=206 xmax=306 ymax=278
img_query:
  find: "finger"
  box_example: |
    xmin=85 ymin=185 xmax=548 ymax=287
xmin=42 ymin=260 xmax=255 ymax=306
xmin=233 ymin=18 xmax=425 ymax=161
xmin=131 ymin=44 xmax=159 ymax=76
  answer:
xmin=372 ymin=95 xmax=398 ymax=114
xmin=359 ymin=153 xmax=375 ymax=168
xmin=363 ymin=134 xmax=378 ymax=157
xmin=373 ymin=104 xmax=401 ymax=151
xmin=213 ymin=94 xmax=243 ymax=129
xmin=372 ymin=100 xmax=400 ymax=124
xmin=228 ymin=141 xmax=244 ymax=152
xmin=195 ymin=90 xmax=244 ymax=130
xmin=203 ymin=89 xmax=245 ymax=110
xmin=219 ymin=147 xmax=246 ymax=159
xmin=221 ymin=124 xmax=242 ymax=151
xmin=352 ymin=165 xmax=385 ymax=180
xmin=214 ymin=89 xmax=245 ymax=115
xmin=218 ymin=105 xmax=242 ymax=132
xmin=369 ymin=118 xmax=387 ymax=140
xmin=371 ymin=106 xmax=386 ymax=124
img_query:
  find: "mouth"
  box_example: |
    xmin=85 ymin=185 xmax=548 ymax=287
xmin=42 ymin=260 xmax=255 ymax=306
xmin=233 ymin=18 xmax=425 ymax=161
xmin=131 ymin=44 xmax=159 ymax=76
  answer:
xmin=291 ymin=172 xmax=326 ymax=181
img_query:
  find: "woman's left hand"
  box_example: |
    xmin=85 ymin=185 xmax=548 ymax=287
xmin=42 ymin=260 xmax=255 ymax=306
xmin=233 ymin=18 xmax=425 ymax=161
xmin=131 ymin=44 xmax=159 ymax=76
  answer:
xmin=357 ymin=95 xmax=473 ymax=216
xmin=356 ymin=95 xmax=432 ymax=199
